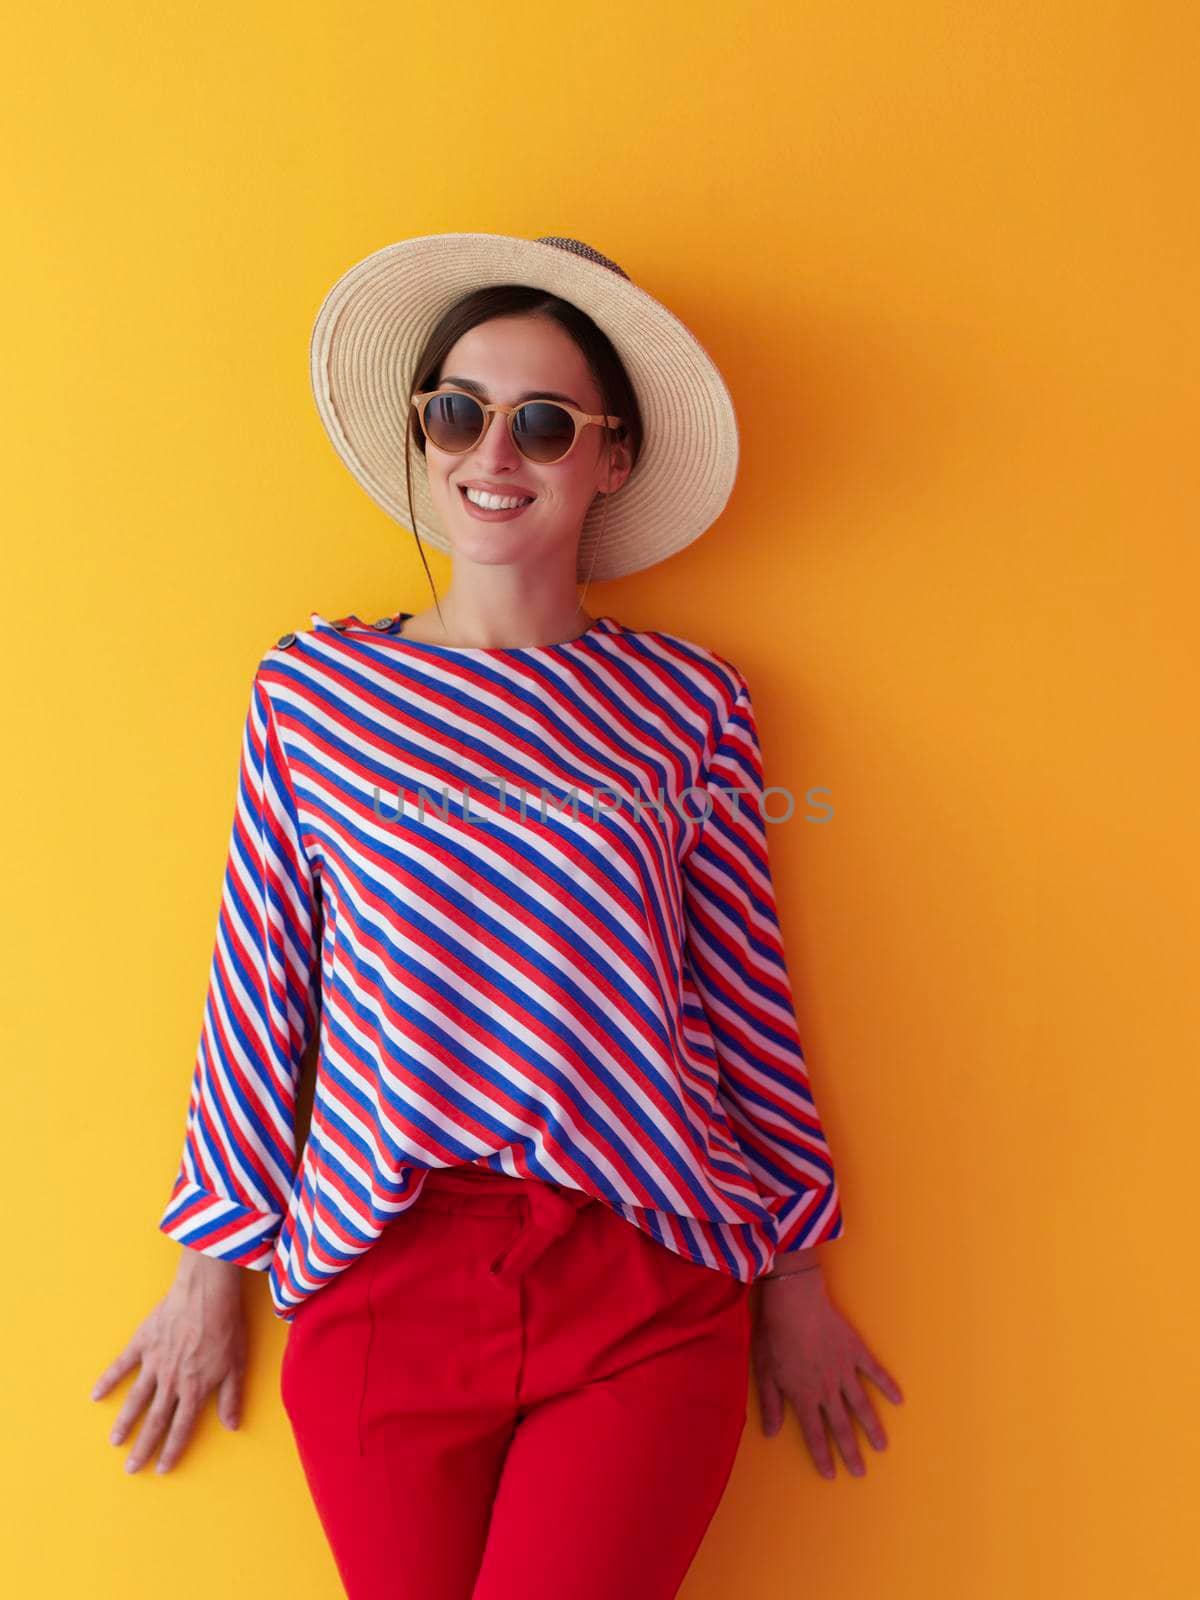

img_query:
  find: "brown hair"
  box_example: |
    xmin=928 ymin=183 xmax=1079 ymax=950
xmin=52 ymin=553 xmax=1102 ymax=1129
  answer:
xmin=402 ymin=285 xmax=644 ymax=615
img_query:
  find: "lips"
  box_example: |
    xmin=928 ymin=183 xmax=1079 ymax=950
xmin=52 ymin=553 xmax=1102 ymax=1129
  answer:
xmin=457 ymin=484 xmax=538 ymax=522
xmin=458 ymin=481 xmax=538 ymax=502
xmin=459 ymin=485 xmax=536 ymax=509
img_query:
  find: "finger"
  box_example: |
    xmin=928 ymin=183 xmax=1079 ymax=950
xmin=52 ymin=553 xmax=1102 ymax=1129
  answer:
xmin=755 ymin=1363 xmax=786 ymax=1438
xmin=91 ymin=1344 xmax=141 ymax=1401
xmin=795 ymin=1400 xmax=836 ymax=1479
xmin=124 ymin=1390 xmax=179 ymax=1475
xmin=842 ymin=1373 xmax=888 ymax=1450
xmin=823 ymin=1390 xmax=866 ymax=1477
xmin=856 ymin=1346 xmax=904 ymax=1404
xmin=108 ymin=1371 xmax=157 ymax=1446
xmin=153 ymin=1393 xmax=200 ymax=1474
xmin=217 ymin=1367 xmax=243 ymax=1430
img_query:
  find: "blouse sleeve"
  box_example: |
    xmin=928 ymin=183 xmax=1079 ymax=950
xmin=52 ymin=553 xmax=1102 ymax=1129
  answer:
xmin=157 ymin=670 xmax=320 ymax=1269
xmin=680 ymin=671 xmax=845 ymax=1256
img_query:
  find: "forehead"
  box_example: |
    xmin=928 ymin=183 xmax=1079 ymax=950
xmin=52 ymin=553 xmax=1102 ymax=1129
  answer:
xmin=440 ymin=315 xmax=597 ymax=403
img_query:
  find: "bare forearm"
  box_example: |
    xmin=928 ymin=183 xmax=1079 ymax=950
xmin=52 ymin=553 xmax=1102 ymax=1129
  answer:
xmin=174 ymin=1245 xmax=246 ymax=1290
xmin=767 ymin=1238 xmax=838 ymax=1277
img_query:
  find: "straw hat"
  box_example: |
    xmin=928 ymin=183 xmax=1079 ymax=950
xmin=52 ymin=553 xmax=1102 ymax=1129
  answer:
xmin=308 ymin=232 xmax=739 ymax=581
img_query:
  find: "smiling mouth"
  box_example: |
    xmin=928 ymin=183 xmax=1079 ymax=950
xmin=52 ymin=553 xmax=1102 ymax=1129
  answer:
xmin=459 ymin=485 xmax=537 ymax=510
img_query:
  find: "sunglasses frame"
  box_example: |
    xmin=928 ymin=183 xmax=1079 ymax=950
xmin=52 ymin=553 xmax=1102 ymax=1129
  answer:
xmin=411 ymin=386 xmax=624 ymax=465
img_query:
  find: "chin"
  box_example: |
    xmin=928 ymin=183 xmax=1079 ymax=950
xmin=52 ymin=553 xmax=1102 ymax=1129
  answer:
xmin=446 ymin=525 xmax=541 ymax=563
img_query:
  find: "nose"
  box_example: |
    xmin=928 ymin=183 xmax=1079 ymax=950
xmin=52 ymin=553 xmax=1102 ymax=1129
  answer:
xmin=471 ymin=408 xmax=524 ymax=470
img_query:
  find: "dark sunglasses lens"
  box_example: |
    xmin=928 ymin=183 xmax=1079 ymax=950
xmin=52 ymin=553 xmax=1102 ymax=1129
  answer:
xmin=513 ymin=402 xmax=575 ymax=462
xmin=422 ymin=392 xmax=485 ymax=451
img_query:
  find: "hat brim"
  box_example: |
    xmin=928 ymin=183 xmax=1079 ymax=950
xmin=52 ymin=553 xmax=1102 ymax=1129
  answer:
xmin=308 ymin=233 xmax=739 ymax=582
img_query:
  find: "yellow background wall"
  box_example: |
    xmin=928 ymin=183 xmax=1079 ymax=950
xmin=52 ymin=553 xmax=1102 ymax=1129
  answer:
xmin=4 ymin=2 xmax=1196 ymax=1595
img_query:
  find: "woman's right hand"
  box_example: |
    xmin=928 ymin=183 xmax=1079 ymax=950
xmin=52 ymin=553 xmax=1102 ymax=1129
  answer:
xmin=90 ymin=1249 xmax=248 ymax=1474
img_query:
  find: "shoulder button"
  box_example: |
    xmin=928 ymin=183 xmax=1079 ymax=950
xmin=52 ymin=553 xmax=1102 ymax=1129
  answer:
xmin=277 ymin=631 xmax=297 ymax=649
xmin=373 ymin=615 xmax=394 ymax=630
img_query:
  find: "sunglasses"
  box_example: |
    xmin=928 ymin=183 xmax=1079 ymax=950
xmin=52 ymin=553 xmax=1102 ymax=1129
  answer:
xmin=411 ymin=386 xmax=624 ymax=466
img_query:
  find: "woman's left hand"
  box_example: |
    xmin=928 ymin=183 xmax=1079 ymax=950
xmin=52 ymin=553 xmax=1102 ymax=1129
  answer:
xmin=751 ymin=1264 xmax=903 ymax=1478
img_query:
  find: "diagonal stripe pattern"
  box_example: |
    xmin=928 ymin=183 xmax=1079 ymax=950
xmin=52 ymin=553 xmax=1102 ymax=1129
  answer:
xmin=157 ymin=611 xmax=845 ymax=1320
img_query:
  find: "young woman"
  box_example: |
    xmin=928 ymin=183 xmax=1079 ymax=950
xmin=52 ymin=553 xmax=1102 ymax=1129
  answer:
xmin=92 ymin=233 xmax=903 ymax=1598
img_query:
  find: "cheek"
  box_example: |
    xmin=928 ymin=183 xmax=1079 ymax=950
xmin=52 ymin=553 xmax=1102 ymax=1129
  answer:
xmin=425 ymin=459 xmax=459 ymax=508
xmin=546 ymin=462 xmax=596 ymax=503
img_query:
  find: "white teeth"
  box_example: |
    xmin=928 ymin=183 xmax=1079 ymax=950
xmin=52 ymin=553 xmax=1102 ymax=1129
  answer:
xmin=463 ymin=487 xmax=534 ymax=510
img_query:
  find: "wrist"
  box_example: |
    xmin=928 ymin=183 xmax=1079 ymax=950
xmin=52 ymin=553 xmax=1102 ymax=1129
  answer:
xmin=761 ymin=1253 xmax=824 ymax=1283
xmin=175 ymin=1246 xmax=244 ymax=1286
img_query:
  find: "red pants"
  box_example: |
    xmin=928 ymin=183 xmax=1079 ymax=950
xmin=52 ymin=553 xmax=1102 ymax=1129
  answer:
xmin=280 ymin=1164 xmax=752 ymax=1599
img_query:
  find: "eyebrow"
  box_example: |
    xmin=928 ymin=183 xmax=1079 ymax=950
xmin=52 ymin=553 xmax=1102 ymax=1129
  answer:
xmin=440 ymin=375 xmax=586 ymax=409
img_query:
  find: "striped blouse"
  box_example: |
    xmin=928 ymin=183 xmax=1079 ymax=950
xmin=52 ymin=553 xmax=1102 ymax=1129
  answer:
xmin=157 ymin=610 xmax=844 ymax=1321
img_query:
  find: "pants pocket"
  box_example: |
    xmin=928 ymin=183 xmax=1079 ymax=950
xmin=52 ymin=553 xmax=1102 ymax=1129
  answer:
xmin=278 ymin=1245 xmax=379 ymax=1453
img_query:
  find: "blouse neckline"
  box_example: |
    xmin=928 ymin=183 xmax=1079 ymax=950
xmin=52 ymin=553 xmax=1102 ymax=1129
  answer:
xmin=310 ymin=611 xmax=622 ymax=658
